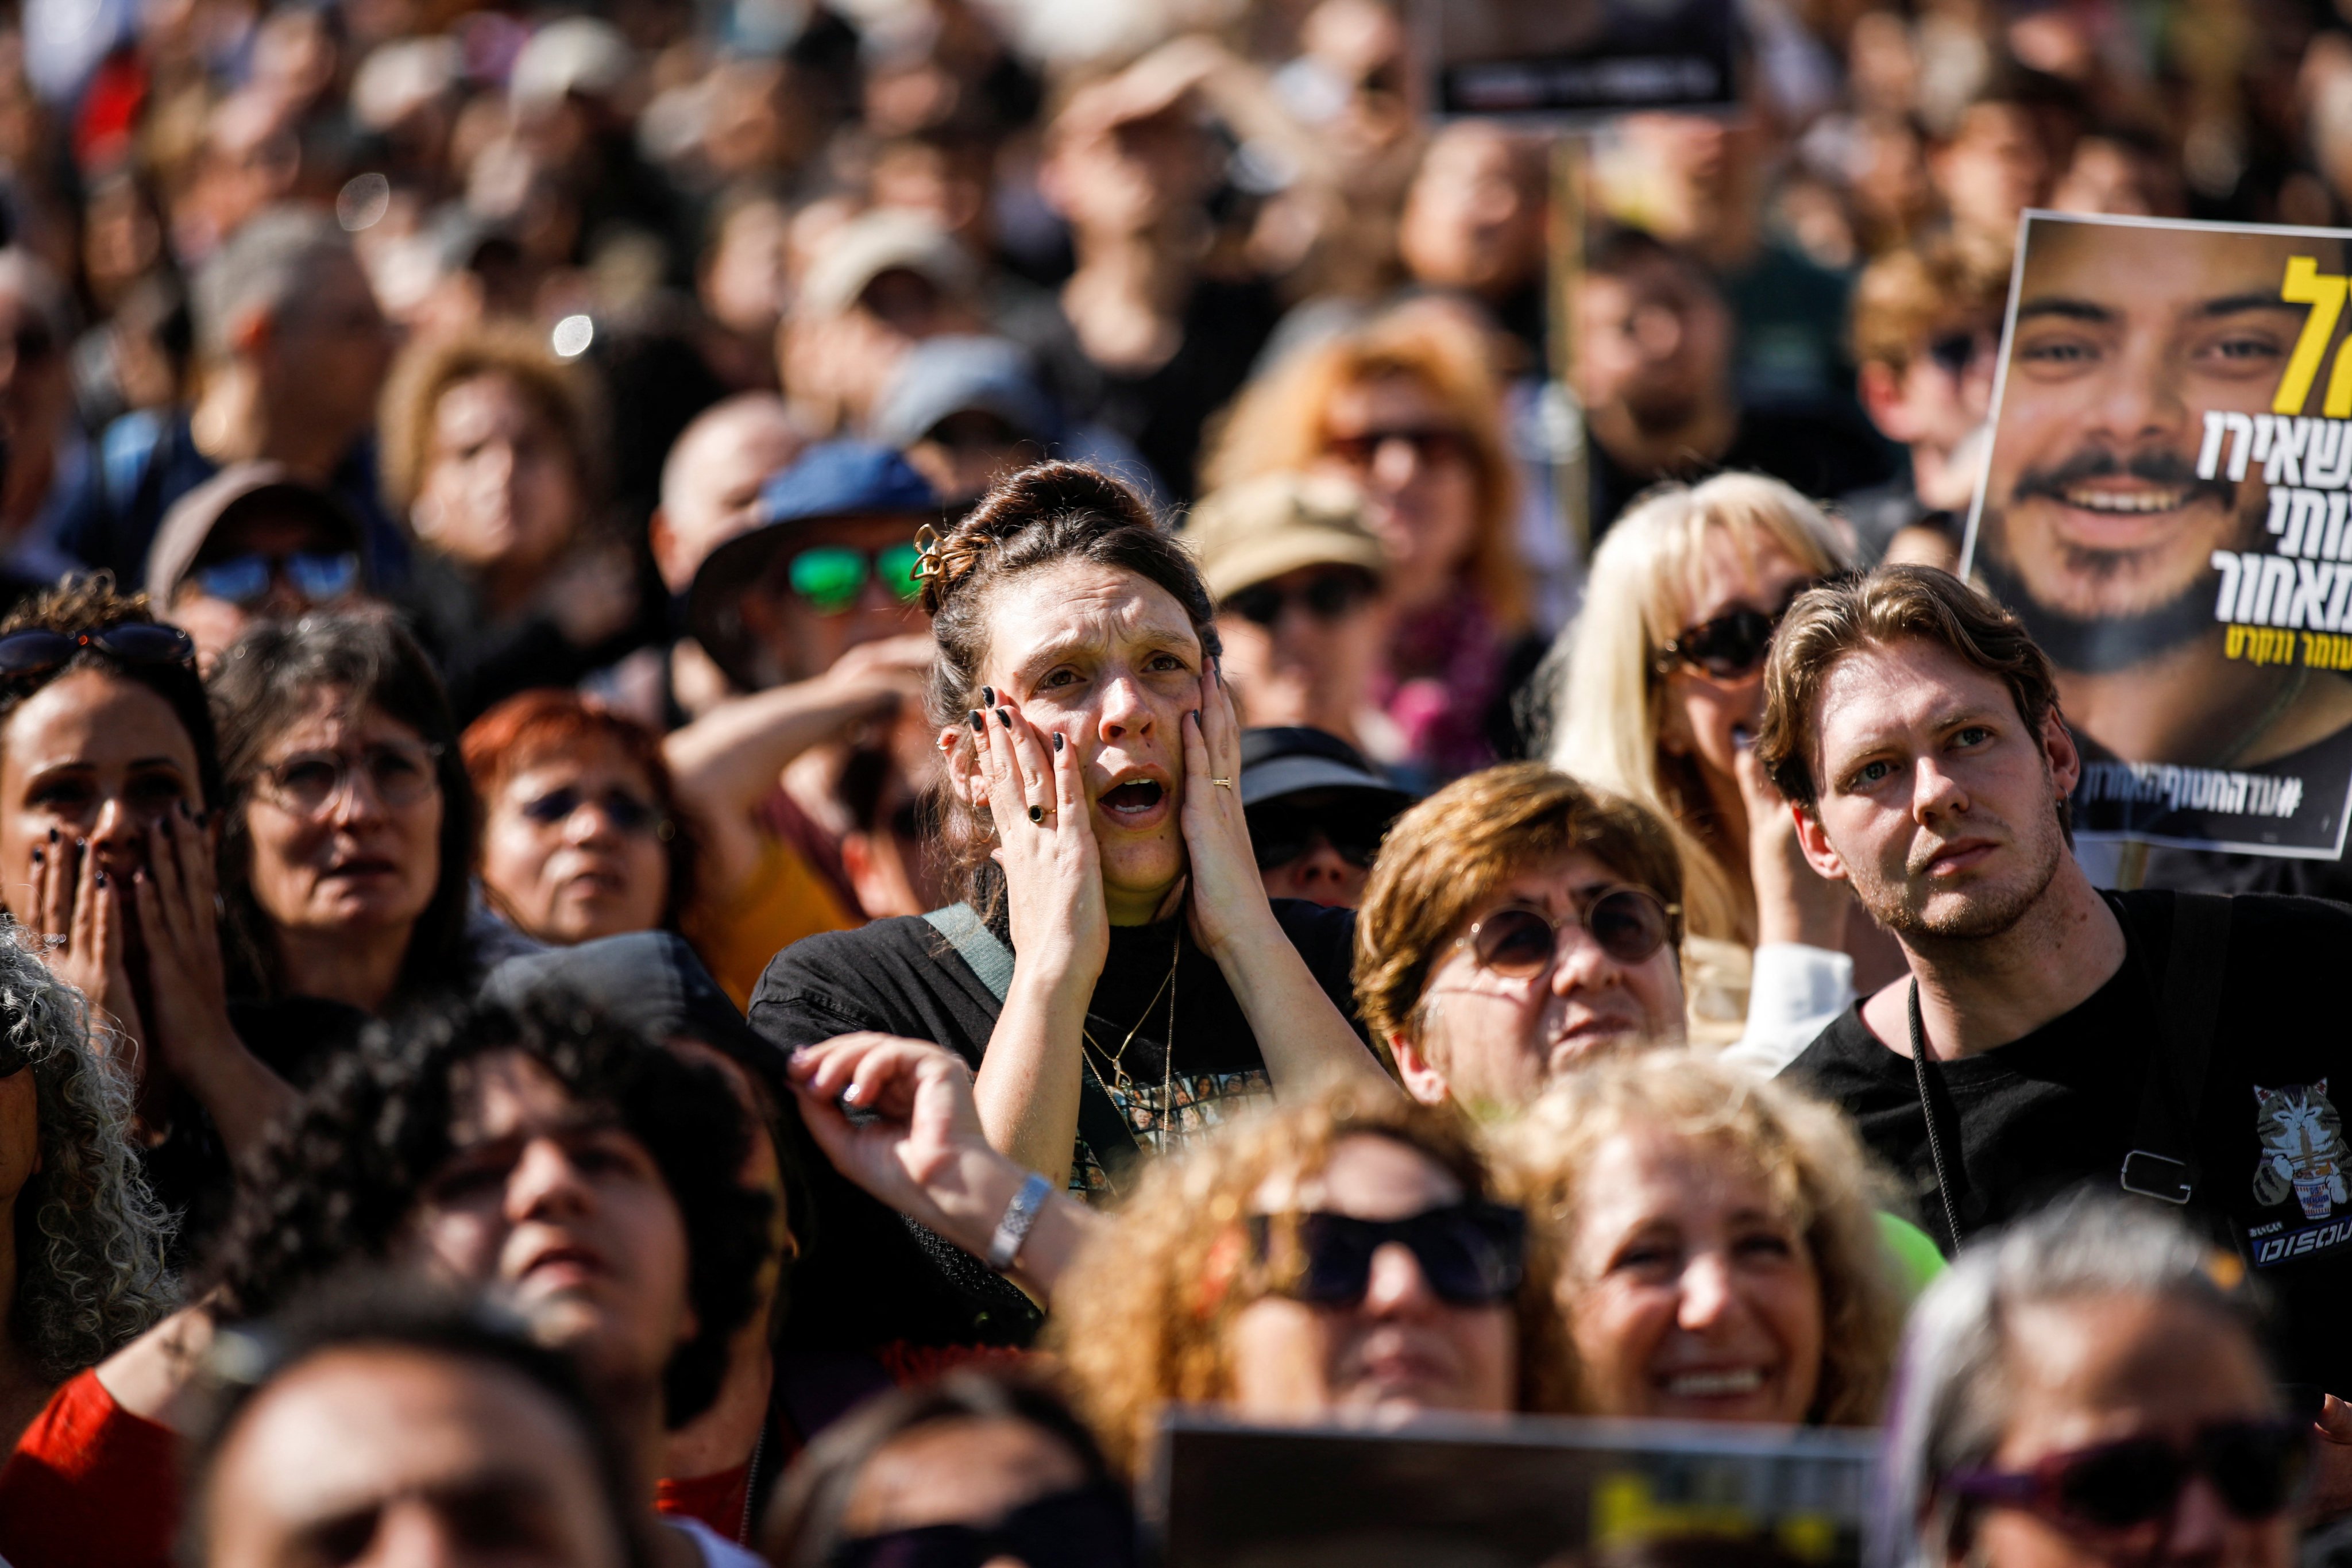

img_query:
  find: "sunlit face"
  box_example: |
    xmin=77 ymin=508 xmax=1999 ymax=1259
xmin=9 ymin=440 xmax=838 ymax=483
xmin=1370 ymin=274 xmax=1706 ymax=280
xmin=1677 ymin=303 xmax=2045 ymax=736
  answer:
xmin=651 ymin=406 xmax=806 ymax=594
xmin=0 ymin=668 xmax=203 ymax=900
xmin=839 ymin=1418 xmax=1088 ymax=1539
xmin=1399 ymin=125 xmax=1546 ymax=298
xmin=1397 ymin=851 xmax=1685 ymax=1111
xmin=1565 ymin=1129 xmax=1824 ymax=1425
xmin=240 ymin=687 xmax=443 ymax=951
xmin=1958 ymin=1296 xmax=2292 ymax=1568
xmin=1313 ymin=376 xmax=1482 ymax=587
xmin=479 ymin=740 xmax=669 ymax=946
xmin=202 ymin=1347 xmax=631 ymax=1568
xmin=272 ymin=253 xmax=394 ymax=447
xmin=948 ymin=561 xmax=1204 ymax=912
xmin=1226 ymin=1134 xmax=1517 ymax=1424
xmin=1980 ymin=226 xmax=2317 ymax=642
xmin=1656 ymin=531 xmax=1817 ymax=791
xmin=408 ymin=1051 xmax=694 ymax=1395
xmin=735 ymin=515 xmax=927 ymax=686
xmin=1797 ymin=638 xmax=2072 ymax=940
xmin=1575 ymin=260 xmax=1732 ymax=434
xmin=1214 ymin=565 xmax=1383 ymax=740
xmin=412 ymin=373 xmax=584 ymax=581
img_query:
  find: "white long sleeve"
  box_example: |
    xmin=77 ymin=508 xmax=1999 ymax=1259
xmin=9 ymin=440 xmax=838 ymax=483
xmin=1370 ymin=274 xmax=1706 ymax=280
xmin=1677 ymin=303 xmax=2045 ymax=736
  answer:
xmin=1718 ymin=942 xmax=1855 ymax=1076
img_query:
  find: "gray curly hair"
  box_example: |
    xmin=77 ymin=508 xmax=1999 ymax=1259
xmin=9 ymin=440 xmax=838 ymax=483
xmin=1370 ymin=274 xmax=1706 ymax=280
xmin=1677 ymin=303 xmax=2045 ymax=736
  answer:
xmin=1 ymin=923 xmax=176 ymax=1377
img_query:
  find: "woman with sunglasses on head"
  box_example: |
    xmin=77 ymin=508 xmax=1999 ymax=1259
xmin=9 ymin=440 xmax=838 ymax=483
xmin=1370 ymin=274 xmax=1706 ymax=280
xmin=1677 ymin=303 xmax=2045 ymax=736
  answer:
xmin=1203 ymin=303 xmax=1537 ymax=782
xmin=1493 ymin=1050 xmax=1902 ymax=1430
xmin=208 ymin=608 xmax=477 ymax=1052
xmin=1546 ymin=473 xmax=1896 ymax=1064
xmin=0 ymin=580 xmax=294 ymax=1179
xmin=754 ymin=461 xmax=1394 ymax=1233
xmin=1357 ymin=763 xmax=1687 ymax=1113
xmin=1886 ymin=1192 xmax=2308 ymax=1568
xmin=379 ymin=323 xmax=646 ymax=725
xmin=464 ymin=689 xmax=696 ymax=948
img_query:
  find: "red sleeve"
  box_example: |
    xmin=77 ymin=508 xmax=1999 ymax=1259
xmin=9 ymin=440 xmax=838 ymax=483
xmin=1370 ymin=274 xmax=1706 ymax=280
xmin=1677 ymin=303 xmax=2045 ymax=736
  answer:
xmin=0 ymin=1368 xmax=180 ymax=1568
xmin=873 ymin=1342 xmax=1032 ymax=1387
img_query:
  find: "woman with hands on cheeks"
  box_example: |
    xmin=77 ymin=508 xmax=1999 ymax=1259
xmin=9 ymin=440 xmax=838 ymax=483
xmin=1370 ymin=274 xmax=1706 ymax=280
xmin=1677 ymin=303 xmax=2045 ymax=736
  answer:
xmin=752 ymin=462 xmax=1395 ymax=1206
xmin=0 ymin=581 xmax=291 ymax=1172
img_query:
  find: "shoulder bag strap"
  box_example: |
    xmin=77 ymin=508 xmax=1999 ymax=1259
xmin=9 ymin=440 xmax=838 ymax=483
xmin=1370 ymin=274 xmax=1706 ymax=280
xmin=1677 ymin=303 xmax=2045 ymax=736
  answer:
xmin=2118 ymin=891 xmax=2233 ymax=1207
xmin=920 ymin=903 xmax=1145 ymax=1189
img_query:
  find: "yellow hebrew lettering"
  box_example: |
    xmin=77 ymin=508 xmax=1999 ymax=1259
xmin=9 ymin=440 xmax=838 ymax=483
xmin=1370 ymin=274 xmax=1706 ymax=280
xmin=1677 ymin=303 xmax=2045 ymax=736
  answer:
xmin=2278 ymin=257 xmax=2349 ymax=415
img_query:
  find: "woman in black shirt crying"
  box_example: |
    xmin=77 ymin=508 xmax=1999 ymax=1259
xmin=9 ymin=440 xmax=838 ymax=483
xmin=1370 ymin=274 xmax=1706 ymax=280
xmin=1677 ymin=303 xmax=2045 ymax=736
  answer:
xmin=752 ymin=462 xmax=1394 ymax=1199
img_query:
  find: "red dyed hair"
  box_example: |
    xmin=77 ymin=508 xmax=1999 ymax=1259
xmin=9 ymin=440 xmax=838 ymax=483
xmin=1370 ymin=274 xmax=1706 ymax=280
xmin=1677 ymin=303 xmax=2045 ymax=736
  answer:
xmin=461 ymin=689 xmax=698 ymax=931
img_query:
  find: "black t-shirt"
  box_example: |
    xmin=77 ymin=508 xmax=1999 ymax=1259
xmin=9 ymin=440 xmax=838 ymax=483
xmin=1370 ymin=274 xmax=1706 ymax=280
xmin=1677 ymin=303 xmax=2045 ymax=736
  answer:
xmin=1782 ymin=889 xmax=2352 ymax=1399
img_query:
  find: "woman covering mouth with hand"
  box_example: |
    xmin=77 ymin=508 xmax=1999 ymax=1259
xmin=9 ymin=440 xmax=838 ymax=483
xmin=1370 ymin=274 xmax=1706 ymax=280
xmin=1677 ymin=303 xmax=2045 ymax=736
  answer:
xmin=751 ymin=462 xmax=1395 ymax=1237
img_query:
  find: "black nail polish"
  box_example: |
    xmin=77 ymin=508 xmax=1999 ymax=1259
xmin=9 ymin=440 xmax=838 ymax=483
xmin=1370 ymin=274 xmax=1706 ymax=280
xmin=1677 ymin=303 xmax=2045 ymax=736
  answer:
xmin=997 ymin=708 xmax=1011 ymax=729
xmin=1052 ymin=732 xmax=1064 ymax=752
xmin=1028 ymin=805 xmax=1044 ymax=824
xmin=980 ymin=686 xmax=995 ymax=706
xmin=92 ymin=869 xmax=105 ymax=889
xmin=29 ymin=848 xmax=41 ymax=865
xmin=968 ymin=709 xmax=984 ymax=732
xmin=45 ymin=827 xmax=55 ymax=843
xmin=1189 ymin=710 xmax=1200 ymax=725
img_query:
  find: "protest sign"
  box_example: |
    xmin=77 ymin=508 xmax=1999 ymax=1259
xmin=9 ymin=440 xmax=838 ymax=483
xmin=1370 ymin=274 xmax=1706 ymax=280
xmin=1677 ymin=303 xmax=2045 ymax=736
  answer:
xmin=1961 ymin=211 xmax=2352 ymax=857
xmin=1412 ymin=0 xmax=1738 ymax=124
xmin=1152 ymin=1408 xmax=1874 ymax=1568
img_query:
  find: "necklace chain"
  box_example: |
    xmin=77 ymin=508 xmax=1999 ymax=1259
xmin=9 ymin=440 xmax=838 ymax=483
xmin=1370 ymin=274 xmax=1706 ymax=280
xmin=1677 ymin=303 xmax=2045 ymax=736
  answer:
xmin=1082 ymin=933 xmax=1183 ymax=1149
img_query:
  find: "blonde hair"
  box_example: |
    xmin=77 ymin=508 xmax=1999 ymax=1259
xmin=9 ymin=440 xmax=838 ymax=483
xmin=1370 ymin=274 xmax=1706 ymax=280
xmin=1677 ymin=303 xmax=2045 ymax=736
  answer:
xmin=1546 ymin=474 xmax=1856 ymax=945
xmin=1200 ymin=305 xmax=1526 ymax=633
xmin=1491 ymin=1051 xmax=1903 ymax=1427
xmin=1047 ymin=1086 xmax=1576 ymax=1476
xmin=377 ymin=323 xmax=604 ymax=513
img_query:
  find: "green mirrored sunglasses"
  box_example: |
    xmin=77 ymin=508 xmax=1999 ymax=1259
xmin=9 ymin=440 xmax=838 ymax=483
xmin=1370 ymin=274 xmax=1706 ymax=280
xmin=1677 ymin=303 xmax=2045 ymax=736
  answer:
xmin=784 ymin=543 xmax=927 ymax=614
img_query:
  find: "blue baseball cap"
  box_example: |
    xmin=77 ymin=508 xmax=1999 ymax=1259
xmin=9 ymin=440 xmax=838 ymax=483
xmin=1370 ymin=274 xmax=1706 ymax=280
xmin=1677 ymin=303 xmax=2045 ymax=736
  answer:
xmin=871 ymin=336 xmax=1064 ymax=451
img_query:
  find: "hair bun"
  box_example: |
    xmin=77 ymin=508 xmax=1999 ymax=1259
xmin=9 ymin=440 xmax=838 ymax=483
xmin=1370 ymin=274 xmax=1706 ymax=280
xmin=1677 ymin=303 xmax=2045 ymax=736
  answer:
xmin=919 ymin=461 xmax=1157 ymax=615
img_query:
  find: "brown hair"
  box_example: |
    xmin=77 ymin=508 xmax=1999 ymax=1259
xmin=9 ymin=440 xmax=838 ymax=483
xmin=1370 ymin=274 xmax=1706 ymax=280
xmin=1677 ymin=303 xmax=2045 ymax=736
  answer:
xmin=1756 ymin=565 xmax=2063 ymax=811
xmin=1200 ymin=304 xmax=1527 ymax=633
xmin=1848 ymin=238 xmax=2006 ymax=374
xmin=460 ymin=688 xmax=698 ymax=932
xmin=377 ymin=323 xmax=604 ymax=513
xmin=1491 ymin=1050 xmax=1905 ymax=1427
xmin=921 ymin=461 xmax=1219 ymax=909
xmin=1353 ymin=763 xmax=1683 ymax=1050
xmin=1047 ymin=1084 xmax=1575 ymax=1476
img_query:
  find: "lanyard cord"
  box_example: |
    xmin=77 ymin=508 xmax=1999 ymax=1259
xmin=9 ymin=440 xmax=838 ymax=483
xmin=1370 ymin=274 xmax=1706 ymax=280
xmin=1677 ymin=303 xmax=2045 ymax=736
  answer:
xmin=1910 ymin=979 xmax=1967 ymax=1249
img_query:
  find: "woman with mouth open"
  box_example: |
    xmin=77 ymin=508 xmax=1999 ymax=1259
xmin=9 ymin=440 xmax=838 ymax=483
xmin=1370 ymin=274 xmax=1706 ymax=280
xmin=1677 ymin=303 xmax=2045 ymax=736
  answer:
xmin=751 ymin=462 xmax=1396 ymax=1243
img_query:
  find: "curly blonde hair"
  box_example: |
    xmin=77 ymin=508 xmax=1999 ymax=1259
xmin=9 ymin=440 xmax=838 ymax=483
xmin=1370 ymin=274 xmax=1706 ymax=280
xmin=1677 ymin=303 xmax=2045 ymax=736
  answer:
xmin=1489 ymin=1051 xmax=1902 ymax=1427
xmin=1047 ymin=1085 xmax=1575 ymax=1476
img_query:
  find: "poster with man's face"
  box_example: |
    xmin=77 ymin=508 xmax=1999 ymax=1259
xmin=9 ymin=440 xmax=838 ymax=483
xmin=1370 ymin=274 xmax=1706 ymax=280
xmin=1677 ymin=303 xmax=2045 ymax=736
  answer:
xmin=1962 ymin=211 xmax=2352 ymax=858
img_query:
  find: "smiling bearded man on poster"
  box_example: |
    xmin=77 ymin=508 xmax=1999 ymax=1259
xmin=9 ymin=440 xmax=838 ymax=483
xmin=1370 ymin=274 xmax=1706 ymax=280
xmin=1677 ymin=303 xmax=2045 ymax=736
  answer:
xmin=1972 ymin=215 xmax=2352 ymax=857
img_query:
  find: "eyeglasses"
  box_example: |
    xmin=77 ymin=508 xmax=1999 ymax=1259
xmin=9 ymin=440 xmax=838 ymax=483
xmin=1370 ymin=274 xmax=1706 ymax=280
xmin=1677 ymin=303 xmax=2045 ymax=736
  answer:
xmin=781 ymin=543 xmax=926 ymax=615
xmin=1322 ymin=426 xmax=1472 ymax=470
xmin=1223 ymin=570 xmax=1376 ymax=628
xmin=1654 ymin=579 xmax=1825 ymax=681
xmin=517 ymin=784 xmax=670 ymax=839
xmin=1247 ymin=1202 xmax=1527 ymax=1308
xmin=1946 ymin=1420 xmax=2312 ymax=1538
xmin=1248 ymin=802 xmax=1393 ymax=871
xmin=829 ymin=1484 xmax=1137 ymax=1568
xmin=1459 ymin=889 xmax=1677 ymax=973
xmin=0 ymin=622 xmax=195 ymax=683
xmin=188 ymin=551 xmax=361 ymax=609
xmin=254 ymin=740 xmax=441 ymax=816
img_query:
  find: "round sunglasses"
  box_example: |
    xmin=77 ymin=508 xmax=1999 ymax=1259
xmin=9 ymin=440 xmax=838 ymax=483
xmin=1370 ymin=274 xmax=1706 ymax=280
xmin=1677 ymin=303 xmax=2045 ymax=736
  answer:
xmin=1946 ymin=1419 xmax=2312 ymax=1538
xmin=1458 ymin=889 xmax=1677 ymax=973
xmin=782 ymin=543 xmax=926 ymax=615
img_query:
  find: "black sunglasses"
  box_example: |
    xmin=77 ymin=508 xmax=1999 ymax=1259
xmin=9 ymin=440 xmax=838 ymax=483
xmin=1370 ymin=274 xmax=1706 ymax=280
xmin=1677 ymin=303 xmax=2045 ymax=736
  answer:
xmin=830 ymin=1484 xmax=1137 ymax=1568
xmin=1224 ymin=570 xmax=1376 ymax=628
xmin=1654 ymin=579 xmax=1824 ymax=681
xmin=517 ymin=785 xmax=669 ymax=838
xmin=1248 ymin=802 xmax=1393 ymax=871
xmin=1247 ymin=1201 xmax=1527 ymax=1308
xmin=1459 ymin=890 xmax=1676 ymax=972
xmin=1947 ymin=1420 xmax=2312 ymax=1536
xmin=0 ymin=623 xmax=195 ymax=683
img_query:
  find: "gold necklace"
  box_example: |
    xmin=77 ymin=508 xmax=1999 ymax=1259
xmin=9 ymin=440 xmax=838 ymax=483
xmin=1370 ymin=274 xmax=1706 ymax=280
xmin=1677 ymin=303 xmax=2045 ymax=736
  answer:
xmin=1082 ymin=933 xmax=1181 ymax=1147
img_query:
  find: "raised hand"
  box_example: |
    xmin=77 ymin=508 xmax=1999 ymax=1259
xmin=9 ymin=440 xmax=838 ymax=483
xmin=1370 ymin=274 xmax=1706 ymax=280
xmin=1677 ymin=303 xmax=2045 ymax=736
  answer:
xmin=1175 ymin=658 xmax=1271 ymax=959
xmin=1734 ymin=733 xmax=1851 ymax=951
xmin=976 ymin=693 xmax=1107 ymax=986
xmin=26 ymin=829 xmax=148 ymax=1087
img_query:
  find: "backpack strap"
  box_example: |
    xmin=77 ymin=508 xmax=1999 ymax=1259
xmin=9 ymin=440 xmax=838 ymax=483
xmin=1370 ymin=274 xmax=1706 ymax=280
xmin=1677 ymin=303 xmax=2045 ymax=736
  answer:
xmin=2118 ymin=891 xmax=2233 ymax=1207
xmin=920 ymin=903 xmax=1145 ymax=1190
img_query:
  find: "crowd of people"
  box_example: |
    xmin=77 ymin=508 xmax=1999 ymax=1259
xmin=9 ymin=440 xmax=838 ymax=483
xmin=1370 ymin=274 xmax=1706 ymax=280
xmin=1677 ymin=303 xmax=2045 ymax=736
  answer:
xmin=0 ymin=0 xmax=2338 ymax=1566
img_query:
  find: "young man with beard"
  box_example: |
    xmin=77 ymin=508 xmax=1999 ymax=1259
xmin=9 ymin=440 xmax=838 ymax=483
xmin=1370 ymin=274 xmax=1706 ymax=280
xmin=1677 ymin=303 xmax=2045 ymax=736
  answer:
xmin=1972 ymin=218 xmax=2352 ymax=856
xmin=1759 ymin=565 xmax=2352 ymax=1507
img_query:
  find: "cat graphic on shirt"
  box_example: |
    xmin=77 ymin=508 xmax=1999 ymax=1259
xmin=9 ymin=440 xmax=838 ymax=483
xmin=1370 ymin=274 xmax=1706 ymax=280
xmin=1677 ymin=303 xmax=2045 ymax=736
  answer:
xmin=2254 ymin=1080 xmax=2349 ymax=1215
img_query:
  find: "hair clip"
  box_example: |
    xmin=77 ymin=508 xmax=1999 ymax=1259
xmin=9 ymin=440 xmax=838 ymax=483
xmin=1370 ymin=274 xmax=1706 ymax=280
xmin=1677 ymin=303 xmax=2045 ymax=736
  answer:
xmin=910 ymin=524 xmax=947 ymax=585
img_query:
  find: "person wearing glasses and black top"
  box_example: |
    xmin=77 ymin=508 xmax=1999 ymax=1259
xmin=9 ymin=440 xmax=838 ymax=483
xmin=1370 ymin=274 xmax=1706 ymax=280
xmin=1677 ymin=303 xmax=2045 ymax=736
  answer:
xmin=1356 ymin=763 xmax=1687 ymax=1113
xmin=1886 ymin=1194 xmax=2307 ymax=1568
xmin=1547 ymin=471 xmax=1901 ymax=1064
xmin=1239 ymin=726 xmax=1412 ymax=910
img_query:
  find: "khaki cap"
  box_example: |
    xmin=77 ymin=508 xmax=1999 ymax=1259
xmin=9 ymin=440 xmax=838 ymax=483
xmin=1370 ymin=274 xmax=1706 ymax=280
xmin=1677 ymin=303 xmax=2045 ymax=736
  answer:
xmin=1185 ymin=473 xmax=1387 ymax=603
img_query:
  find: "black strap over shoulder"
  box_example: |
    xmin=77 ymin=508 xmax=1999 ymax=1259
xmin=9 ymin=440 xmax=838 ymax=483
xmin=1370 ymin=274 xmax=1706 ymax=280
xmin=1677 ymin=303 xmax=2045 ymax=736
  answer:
xmin=921 ymin=903 xmax=1146 ymax=1192
xmin=2117 ymin=891 xmax=2233 ymax=1207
